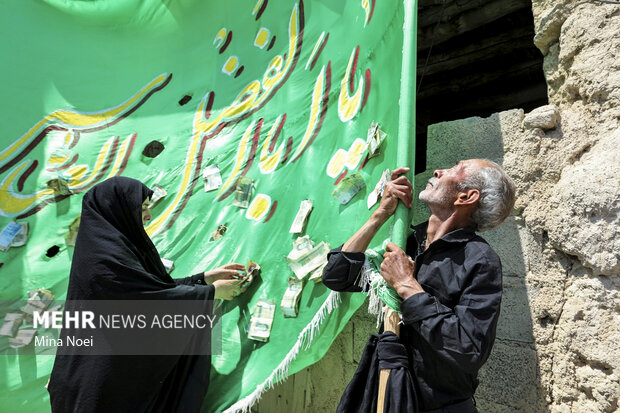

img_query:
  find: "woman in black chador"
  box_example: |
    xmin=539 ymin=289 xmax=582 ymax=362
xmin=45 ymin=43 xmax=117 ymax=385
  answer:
xmin=48 ymin=176 xmax=244 ymax=412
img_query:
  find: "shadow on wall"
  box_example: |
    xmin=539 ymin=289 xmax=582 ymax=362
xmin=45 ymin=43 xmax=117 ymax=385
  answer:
xmin=413 ymin=110 xmax=546 ymax=412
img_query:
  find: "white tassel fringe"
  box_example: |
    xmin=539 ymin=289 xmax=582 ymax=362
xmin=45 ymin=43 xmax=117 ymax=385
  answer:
xmin=221 ymin=291 xmax=342 ymax=413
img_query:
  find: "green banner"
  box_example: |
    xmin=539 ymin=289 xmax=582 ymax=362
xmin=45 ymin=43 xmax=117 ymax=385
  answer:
xmin=0 ymin=0 xmax=413 ymax=411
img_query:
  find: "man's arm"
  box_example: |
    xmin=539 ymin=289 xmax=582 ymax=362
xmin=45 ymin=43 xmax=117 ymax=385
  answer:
xmin=341 ymin=213 xmax=389 ymax=252
xmin=323 ymin=167 xmax=413 ymax=291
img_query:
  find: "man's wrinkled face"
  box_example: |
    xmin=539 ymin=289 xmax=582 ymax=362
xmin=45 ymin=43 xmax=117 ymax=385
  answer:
xmin=141 ymin=197 xmax=152 ymax=225
xmin=419 ymin=160 xmax=472 ymax=207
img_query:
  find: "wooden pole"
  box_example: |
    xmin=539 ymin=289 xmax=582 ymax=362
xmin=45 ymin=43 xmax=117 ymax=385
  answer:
xmin=376 ymin=309 xmax=401 ymax=413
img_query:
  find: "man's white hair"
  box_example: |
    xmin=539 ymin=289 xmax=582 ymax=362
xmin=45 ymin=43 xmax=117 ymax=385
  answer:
xmin=458 ymin=160 xmax=516 ymax=232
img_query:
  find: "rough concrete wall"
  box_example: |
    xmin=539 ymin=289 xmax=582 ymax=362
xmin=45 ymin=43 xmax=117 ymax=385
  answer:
xmin=255 ymin=2 xmax=620 ymax=412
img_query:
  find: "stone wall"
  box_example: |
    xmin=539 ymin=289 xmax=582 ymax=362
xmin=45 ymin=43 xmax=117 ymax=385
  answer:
xmin=254 ymin=1 xmax=619 ymax=411
xmin=525 ymin=2 xmax=619 ymax=411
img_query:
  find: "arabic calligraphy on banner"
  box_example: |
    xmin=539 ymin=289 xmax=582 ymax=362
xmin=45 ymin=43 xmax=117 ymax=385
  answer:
xmin=0 ymin=0 xmax=372 ymax=238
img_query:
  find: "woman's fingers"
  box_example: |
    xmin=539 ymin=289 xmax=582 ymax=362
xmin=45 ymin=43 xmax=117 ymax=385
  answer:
xmin=233 ymin=281 xmax=247 ymax=297
xmin=220 ymin=270 xmax=242 ymax=279
xmin=221 ymin=263 xmax=246 ymax=271
xmin=214 ymin=279 xmax=245 ymax=300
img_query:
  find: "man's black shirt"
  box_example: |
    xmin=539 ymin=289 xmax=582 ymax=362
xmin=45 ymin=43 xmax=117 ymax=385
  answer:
xmin=322 ymin=222 xmax=503 ymax=411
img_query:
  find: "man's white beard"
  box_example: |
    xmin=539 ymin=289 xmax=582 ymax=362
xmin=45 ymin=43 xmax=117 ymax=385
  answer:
xmin=419 ymin=177 xmax=454 ymax=207
xmin=419 ymin=189 xmax=450 ymax=206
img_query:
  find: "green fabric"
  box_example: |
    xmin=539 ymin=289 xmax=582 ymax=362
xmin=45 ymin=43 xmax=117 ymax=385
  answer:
xmin=365 ymin=242 xmax=404 ymax=312
xmin=0 ymin=0 xmax=413 ymax=411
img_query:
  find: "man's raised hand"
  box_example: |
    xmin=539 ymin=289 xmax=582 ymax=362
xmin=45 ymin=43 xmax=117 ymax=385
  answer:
xmin=373 ymin=167 xmax=413 ymax=222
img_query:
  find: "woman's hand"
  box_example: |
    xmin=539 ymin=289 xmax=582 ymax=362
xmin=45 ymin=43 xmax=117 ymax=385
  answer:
xmin=213 ymin=279 xmax=246 ymax=300
xmin=203 ymin=263 xmax=245 ymax=284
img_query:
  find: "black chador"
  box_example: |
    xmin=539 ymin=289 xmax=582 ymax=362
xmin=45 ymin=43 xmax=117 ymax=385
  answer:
xmin=48 ymin=177 xmax=214 ymax=413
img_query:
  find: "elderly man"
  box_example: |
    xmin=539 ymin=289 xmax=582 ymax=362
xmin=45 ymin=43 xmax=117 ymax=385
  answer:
xmin=323 ymin=159 xmax=516 ymax=413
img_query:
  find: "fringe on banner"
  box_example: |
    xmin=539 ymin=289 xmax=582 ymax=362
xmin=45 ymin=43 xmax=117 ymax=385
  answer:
xmin=357 ymin=249 xmax=403 ymax=328
xmin=357 ymin=259 xmax=386 ymax=328
xmin=222 ymin=291 xmax=342 ymax=413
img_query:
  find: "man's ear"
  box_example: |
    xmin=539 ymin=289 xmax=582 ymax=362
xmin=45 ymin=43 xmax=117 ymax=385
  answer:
xmin=454 ymin=189 xmax=479 ymax=206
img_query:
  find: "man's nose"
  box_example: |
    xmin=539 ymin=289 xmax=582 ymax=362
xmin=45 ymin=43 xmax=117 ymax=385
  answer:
xmin=433 ymin=169 xmax=444 ymax=178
